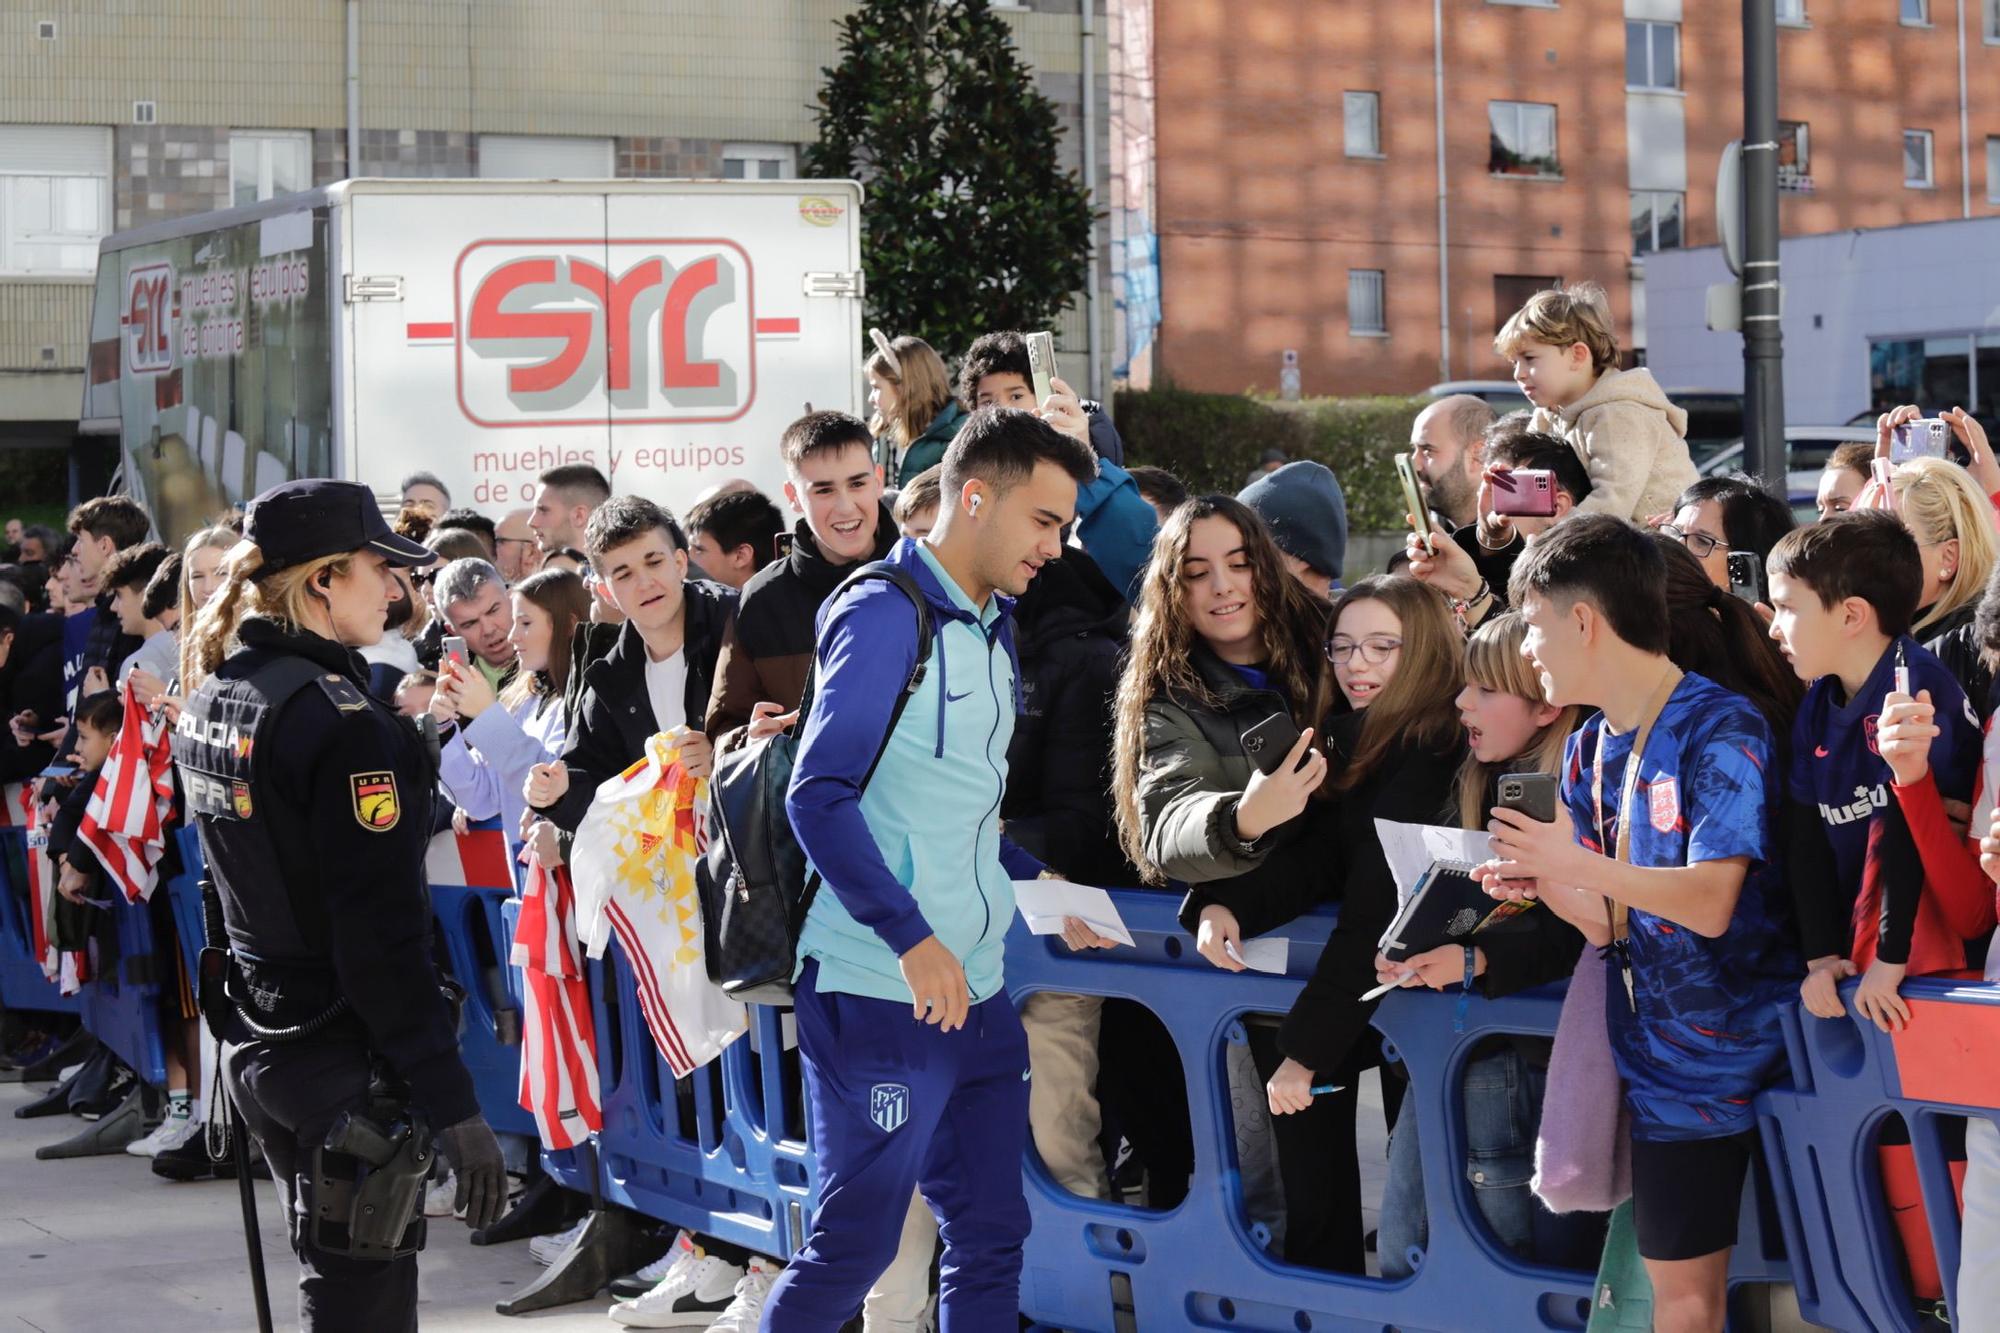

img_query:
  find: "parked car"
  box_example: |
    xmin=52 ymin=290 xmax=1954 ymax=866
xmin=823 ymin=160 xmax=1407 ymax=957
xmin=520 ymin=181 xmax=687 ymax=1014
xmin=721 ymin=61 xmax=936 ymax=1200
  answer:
xmin=1697 ymin=425 xmax=1875 ymax=520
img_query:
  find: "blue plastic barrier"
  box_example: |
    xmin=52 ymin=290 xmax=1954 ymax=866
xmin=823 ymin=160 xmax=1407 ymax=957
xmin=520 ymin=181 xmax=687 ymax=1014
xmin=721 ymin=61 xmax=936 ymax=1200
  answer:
xmin=0 ymin=826 xmax=75 ymax=1014
xmin=76 ymin=891 xmax=167 ymax=1086
xmin=595 ymin=944 xmax=816 ymax=1258
xmin=428 ymin=823 xmax=535 ymax=1140
xmin=1756 ymin=976 xmax=2000 ymax=1332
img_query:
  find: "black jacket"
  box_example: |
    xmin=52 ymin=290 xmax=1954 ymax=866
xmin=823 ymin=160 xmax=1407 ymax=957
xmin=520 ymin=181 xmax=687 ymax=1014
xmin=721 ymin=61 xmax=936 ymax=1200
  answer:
xmin=0 ymin=612 xmax=66 ymax=783
xmin=1925 ymin=606 xmax=1993 ymax=720
xmin=1002 ymin=549 xmax=1134 ymax=886
xmin=705 ymin=503 xmax=899 ymax=750
xmin=1183 ymin=715 xmax=1464 ymax=1075
xmin=542 ymin=579 xmax=738 ymax=832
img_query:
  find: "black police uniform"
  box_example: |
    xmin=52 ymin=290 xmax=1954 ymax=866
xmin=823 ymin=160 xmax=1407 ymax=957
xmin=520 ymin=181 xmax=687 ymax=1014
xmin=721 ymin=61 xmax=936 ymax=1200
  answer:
xmin=170 ymin=481 xmax=483 ymax=1333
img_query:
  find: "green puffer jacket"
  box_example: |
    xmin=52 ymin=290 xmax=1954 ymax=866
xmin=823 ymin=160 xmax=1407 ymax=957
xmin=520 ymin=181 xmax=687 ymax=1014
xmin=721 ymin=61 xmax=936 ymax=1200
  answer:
xmin=1134 ymin=638 xmax=1322 ymax=884
xmin=894 ymin=401 xmax=969 ymax=486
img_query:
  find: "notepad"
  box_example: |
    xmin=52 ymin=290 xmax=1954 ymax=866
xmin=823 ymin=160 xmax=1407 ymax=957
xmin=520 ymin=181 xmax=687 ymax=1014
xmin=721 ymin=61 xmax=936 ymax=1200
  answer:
xmin=1372 ymin=818 xmax=1536 ymax=963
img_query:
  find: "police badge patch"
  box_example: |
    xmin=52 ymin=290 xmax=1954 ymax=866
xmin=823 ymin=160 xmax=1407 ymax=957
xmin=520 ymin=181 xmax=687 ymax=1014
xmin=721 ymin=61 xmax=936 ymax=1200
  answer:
xmin=231 ymin=780 xmax=254 ymax=819
xmin=351 ymin=771 xmax=400 ymax=831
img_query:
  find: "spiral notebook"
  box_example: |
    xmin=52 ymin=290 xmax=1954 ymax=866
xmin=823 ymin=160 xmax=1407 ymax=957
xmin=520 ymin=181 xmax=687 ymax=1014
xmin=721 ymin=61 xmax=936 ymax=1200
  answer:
xmin=1373 ymin=818 xmax=1538 ymax=963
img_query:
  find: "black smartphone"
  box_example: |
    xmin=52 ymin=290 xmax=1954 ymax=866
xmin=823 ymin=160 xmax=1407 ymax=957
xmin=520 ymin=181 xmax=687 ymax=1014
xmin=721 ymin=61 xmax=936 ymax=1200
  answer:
xmin=1725 ymin=550 xmax=1767 ymax=607
xmin=1242 ymin=711 xmax=1303 ymax=777
xmin=1496 ymin=771 xmax=1559 ymax=823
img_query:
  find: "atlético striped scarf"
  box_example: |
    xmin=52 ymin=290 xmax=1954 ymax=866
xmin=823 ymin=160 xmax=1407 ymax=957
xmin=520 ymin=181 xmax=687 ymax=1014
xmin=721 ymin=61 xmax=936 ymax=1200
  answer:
xmin=78 ymin=681 xmax=174 ymax=904
xmin=512 ymin=857 xmax=602 ymax=1151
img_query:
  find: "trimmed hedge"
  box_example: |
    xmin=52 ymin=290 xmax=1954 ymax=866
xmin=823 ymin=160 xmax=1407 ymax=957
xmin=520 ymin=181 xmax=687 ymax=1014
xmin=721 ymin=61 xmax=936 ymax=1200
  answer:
xmin=1113 ymin=387 xmax=1427 ymax=534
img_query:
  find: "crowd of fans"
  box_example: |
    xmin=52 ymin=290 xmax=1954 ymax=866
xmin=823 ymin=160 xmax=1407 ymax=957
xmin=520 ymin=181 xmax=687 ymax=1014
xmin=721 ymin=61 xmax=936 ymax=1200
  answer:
xmin=6 ymin=293 xmax=2000 ymax=1333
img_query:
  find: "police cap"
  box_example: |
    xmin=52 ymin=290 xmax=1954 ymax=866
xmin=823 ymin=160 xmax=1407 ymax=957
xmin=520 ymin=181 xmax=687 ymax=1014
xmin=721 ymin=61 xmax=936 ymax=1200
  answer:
xmin=245 ymin=479 xmax=435 ymax=577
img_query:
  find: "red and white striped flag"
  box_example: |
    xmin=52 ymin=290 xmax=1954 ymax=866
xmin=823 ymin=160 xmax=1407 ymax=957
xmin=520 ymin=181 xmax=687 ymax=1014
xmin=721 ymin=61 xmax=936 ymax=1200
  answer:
xmin=77 ymin=682 xmax=175 ymax=903
xmin=24 ymin=793 xmax=56 ymax=982
xmin=512 ymin=857 xmax=601 ymax=1150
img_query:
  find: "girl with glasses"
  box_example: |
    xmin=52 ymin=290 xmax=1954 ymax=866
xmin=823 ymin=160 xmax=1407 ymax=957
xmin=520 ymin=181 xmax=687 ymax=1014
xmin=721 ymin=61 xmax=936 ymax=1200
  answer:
xmin=1662 ymin=475 xmax=1796 ymax=594
xmin=1181 ymin=575 xmax=1465 ymax=1274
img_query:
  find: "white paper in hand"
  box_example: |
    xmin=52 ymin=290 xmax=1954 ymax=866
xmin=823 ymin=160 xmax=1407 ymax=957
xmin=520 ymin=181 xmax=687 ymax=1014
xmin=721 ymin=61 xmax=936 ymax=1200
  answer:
xmin=1012 ymin=879 xmax=1135 ymax=948
xmin=1224 ymin=937 xmax=1290 ymax=974
xmin=1373 ymin=818 xmax=1494 ymax=905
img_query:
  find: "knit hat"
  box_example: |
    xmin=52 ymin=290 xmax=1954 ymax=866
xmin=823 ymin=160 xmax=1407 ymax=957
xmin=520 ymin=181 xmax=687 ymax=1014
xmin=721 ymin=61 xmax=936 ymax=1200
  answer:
xmin=1238 ymin=460 xmax=1348 ymax=580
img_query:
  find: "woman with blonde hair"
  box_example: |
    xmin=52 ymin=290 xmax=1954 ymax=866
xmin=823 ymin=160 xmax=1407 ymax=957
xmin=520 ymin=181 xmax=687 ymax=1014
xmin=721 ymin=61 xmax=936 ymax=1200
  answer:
xmin=1373 ymin=612 xmax=1598 ymax=1279
xmin=866 ymin=329 xmax=966 ymax=485
xmin=174 ymin=479 xmax=505 ymax=1327
xmin=1886 ymin=455 xmax=1999 ymax=644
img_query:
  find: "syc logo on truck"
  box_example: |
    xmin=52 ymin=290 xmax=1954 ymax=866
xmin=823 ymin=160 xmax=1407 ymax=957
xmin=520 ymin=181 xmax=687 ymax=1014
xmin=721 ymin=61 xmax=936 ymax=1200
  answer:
xmin=450 ymin=239 xmax=760 ymax=429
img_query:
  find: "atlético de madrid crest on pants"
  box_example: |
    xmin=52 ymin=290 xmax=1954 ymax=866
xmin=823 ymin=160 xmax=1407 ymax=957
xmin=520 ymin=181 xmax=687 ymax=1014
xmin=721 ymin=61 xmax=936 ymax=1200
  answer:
xmin=870 ymin=1083 xmax=909 ymax=1134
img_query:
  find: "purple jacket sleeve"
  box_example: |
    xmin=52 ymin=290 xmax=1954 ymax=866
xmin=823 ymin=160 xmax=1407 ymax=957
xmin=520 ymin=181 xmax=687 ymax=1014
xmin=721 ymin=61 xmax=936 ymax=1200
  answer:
xmin=785 ymin=582 xmax=933 ymax=956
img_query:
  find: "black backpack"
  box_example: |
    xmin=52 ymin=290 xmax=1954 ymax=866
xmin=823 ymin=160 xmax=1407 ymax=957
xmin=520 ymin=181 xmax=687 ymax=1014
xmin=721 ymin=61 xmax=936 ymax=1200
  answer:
xmin=698 ymin=563 xmax=932 ymax=1006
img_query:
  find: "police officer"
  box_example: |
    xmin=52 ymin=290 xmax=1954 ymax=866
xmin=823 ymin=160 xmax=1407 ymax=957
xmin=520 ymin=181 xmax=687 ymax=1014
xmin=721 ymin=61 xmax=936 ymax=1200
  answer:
xmin=171 ymin=480 xmax=505 ymax=1331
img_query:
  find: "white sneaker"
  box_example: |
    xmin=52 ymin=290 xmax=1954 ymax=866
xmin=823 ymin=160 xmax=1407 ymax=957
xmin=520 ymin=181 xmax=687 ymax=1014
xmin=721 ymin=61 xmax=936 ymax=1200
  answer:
xmin=609 ymin=1236 xmax=745 ymax=1327
xmin=125 ymin=1103 xmax=200 ymax=1157
xmin=704 ymin=1258 xmax=776 ymax=1333
xmin=528 ymin=1215 xmax=589 ymax=1266
xmin=424 ymin=1169 xmax=462 ymax=1218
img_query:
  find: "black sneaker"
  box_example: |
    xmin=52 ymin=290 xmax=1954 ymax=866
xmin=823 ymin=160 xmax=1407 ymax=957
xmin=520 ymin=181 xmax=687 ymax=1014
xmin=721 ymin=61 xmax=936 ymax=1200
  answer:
xmin=153 ymin=1135 xmax=234 ymax=1181
xmin=73 ymin=1062 xmax=136 ymax=1121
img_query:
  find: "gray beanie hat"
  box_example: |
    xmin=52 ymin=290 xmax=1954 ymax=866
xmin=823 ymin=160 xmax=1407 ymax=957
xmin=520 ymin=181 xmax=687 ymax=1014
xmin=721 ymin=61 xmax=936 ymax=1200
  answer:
xmin=1237 ymin=460 xmax=1348 ymax=580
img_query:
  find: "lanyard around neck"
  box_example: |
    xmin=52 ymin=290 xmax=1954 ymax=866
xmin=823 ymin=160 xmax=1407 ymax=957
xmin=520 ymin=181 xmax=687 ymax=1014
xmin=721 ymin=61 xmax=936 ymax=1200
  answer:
xmin=1590 ymin=666 xmax=1684 ymax=948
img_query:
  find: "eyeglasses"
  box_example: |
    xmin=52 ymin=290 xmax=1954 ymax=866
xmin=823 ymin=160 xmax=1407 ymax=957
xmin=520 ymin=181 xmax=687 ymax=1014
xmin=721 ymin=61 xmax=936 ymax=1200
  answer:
xmin=1660 ymin=523 xmax=1723 ymax=560
xmin=1326 ymin=635 xmax=1403 ymax=666
xmin=496 ymin=536 xmax=534 ymax=550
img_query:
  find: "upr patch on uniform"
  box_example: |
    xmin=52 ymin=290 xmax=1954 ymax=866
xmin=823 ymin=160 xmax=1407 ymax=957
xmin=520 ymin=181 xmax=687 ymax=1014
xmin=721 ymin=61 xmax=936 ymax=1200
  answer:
xmin=350 ymin=771 xmax=400 ymax=831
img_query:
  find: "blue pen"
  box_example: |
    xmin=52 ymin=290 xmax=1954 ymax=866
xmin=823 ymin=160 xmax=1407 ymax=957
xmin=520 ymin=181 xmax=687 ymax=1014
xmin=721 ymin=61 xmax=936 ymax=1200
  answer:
xmin=1309 ymin=1083 xmax=1343 ymax=1096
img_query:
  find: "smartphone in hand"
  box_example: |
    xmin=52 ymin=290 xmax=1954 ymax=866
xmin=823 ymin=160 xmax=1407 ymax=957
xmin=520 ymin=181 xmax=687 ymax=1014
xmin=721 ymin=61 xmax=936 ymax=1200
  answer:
xmin=1242 ymin=711 xmax=1305 ymax=777
xmin=1496 ymin=771 xmax=1559 ymax=823
xmin=1393 ymin=452 xmax=1436 ymax=555
xmin=442 ymin=635 xmax=468 ymax=667
xmin=1726 ymin=551 xmax=1768 ymax=608
xmin=1026 ymin=331 xmax=1058 ymax=406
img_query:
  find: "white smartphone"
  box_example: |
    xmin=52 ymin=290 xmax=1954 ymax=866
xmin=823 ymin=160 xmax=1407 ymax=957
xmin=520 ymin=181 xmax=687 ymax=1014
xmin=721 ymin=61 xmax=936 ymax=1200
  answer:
xmin=442 ymin=635 xmax=468 ymax=666
xmin=1026 ymin=331 xmax=1057 ymax=406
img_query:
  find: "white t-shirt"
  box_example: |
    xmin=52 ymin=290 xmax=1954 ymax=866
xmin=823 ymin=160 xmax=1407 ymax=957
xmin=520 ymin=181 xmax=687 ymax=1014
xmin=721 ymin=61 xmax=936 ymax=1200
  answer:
xmin=645 ymin=649 xmax=688 ymax=734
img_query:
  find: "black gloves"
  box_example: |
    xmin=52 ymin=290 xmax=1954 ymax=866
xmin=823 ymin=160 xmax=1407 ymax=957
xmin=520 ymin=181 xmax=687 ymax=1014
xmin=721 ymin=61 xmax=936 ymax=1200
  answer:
xmin=437 ymin=1114 xmax=507 ymax=1230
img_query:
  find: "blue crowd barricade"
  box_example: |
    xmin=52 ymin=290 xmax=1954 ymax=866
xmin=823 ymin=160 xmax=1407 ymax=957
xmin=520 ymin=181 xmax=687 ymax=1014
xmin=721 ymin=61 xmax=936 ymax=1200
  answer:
xmin=76 ymin=891 xmax=167 ymax=1087
xmin=595 ymin=944 xmax=816 ymax=1259
xmin=163 ymin=825 xmax=205 ymax=992
xmin=427 ymin=822 xmax=535 ymax=1139
xmin=1756 ymin=975 xmax=2000 ymax=1333
xmin=1002 ymin=890 xmax=1612 ymax=1333
xmin=0 ymin=815 xmax=75 ymax=1015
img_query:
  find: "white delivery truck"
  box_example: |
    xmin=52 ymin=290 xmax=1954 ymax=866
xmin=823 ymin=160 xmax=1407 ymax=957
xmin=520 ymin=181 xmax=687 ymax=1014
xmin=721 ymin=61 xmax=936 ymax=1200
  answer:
xmin=80 ymin=178 xmax=865 ymax=540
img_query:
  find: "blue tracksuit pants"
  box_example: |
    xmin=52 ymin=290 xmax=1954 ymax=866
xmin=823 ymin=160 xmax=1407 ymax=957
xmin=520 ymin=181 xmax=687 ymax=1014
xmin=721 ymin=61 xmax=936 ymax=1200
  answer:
xmin=762 ymin=962 xmax=1031 ymax=1332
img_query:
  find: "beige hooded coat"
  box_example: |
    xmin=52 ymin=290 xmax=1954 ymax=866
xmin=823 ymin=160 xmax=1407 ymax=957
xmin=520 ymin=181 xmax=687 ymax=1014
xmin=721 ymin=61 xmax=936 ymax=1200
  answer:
xmin=1530 ymin=366 xmax=1699 ymax=522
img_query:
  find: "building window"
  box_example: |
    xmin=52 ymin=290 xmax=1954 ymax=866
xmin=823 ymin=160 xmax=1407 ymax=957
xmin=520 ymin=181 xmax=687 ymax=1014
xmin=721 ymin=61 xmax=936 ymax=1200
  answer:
xmin=477 ymin=135 xmax=615 ymax=179
xmin=229 ymin=131 xmax=311 ymax=208
xmin=1489 ymin=101 xmax=1560 ymax=178
xmin=1631 ymin=190 xmax=1685 ymax=255
xmin=1987 ymin=136 xmax=2000 ymax=201
xmin=1778 ymin=120 xmax=1811 ymax=190
xmin=1348 ymin=269 xmax=1386 ymax=335
xmin=1343 ymin=92 xmax=1382 ymax=158
xmin=1904 ymin=129 xmax=1935 ymax=187
xmin=1775 ymin=0 xmax=1807 ymax=21
xmin=721 ymin=143 xmax=795 ymax=180
xmin=1626 ymin=22 xmax=1680 ymax=90
xmin=1986 ymin=0 xmax=2000 ymax=40
xmin=1493 ymin=274 xmax=1561 ymax=333
xmin=1901 ymin=0 xmax=1930 ymax=23
xmin=0 ymin=124 xmax=112 ymax=276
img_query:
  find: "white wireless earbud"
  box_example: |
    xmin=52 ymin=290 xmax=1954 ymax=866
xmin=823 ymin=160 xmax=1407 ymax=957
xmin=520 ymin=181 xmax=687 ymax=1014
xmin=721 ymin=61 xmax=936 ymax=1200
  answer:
xmin=969 ymin=494 xmax=983 ymax=514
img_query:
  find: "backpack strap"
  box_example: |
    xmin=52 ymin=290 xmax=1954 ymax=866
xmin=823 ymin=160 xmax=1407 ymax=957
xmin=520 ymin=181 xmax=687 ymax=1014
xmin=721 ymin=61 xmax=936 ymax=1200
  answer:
xmin=791 ymin=562 xmax=935 ymax=925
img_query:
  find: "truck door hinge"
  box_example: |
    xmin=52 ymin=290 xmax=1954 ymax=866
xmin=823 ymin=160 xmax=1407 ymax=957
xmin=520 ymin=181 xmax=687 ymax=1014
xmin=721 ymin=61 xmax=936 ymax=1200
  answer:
xmin=344 ymin=275 xmax=405 ymax=303
xmin=802 ymin=271 xmax=864 ymax=299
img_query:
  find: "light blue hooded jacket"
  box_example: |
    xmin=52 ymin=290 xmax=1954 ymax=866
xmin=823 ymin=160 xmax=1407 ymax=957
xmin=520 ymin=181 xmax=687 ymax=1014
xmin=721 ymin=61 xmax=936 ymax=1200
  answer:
xmin=786 ymin=539 xmax=1045 ymax=1004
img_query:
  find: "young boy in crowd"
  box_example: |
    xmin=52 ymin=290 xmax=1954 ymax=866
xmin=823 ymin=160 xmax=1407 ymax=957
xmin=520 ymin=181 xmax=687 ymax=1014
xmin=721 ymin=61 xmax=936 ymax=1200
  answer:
xmin=1766 ymin=511 xmax=1984 ymax=1026
xmin=893 ymin=465 xmax=943 ymax=540
xmin=685 ymin=488 xmax=786 ymax=593
xmin=1481 ymin=514 xmax=1798 ymax=1333
xmin=100 ymin=543 xmax=176 ymax=685
xmin=704 ymin=411 xmax=897 ymax=751
xmin=1496 ymin=282 xmax=1697 ymax=524
xmin=47 ymin=689 xmax=124 ymax=907
xmin=957 ymin=331 xmax=1156 ymax=601
xmin=1126 ymin=464 xmax=1189 ymax=524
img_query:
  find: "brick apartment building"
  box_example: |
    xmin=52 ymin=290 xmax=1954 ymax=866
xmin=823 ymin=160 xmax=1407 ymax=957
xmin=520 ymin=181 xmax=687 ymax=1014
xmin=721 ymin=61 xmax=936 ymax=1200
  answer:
xmin=1119 ymin=0 xmax=2000 ymax=398
xmin=0 ymin=1 xmax=1110 ymax=454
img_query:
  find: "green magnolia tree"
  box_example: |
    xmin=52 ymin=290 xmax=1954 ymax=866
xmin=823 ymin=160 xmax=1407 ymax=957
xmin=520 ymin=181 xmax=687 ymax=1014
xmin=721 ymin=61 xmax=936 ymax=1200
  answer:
xmin=806 ymin=0 xmax=1097 ymax=356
